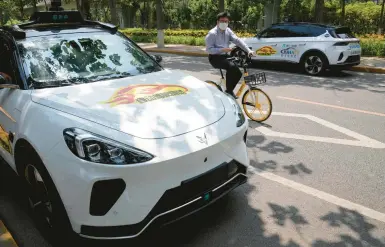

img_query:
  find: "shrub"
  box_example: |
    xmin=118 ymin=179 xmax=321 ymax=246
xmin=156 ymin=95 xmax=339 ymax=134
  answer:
xmin=123 ymin=29 xmax=385 ymax=57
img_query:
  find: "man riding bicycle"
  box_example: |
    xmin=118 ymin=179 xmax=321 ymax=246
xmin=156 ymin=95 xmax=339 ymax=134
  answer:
xmin=205 ymin=11 xmax=254 ymax=99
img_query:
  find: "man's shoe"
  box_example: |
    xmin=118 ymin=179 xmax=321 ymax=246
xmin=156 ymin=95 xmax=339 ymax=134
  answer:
xmin=226 ymin=91 xmax=238 ymax=99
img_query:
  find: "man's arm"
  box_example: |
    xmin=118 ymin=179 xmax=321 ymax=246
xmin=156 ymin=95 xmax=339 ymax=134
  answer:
xmin=205 ymin=32 xmax=222 ymax=54
xmin=228 ymin=29 xmax=252 ymax=54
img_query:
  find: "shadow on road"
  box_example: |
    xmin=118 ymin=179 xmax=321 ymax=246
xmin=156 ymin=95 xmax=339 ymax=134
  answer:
xmin=2 ymin=159 xmax=385 ymax=247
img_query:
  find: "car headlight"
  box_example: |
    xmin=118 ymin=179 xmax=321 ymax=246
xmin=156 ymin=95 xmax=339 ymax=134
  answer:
xmin=226 ymin=94 xmax=246 ymax=127
xmin=63 ymin=128 xmax=154 ymax=165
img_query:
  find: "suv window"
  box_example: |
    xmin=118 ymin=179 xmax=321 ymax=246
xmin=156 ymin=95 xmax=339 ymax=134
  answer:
xmin=308 ymin=26 xmax=327 ymax=36
xmin=0 ymin=38 xmax=17 ymax=84
xmin=17 ymin=31 xmax=162 ymax=89
xmin=286 ymin=25 xmax=312 ymax=37
xmin=334 ymin=27 xmax=355 ymax=38
xmin=259 ymin=26 xmax=292 ymax=38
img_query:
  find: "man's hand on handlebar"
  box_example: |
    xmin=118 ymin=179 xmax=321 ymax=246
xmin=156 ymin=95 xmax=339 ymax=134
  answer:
xmin=221 ymin=47 xmax=233 ymax=53
xmin=248 ymin=51 xmax=255 ymax=57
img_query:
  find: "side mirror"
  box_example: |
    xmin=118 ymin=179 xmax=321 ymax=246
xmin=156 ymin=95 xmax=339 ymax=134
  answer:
xmin=0 ymin=75 xmax=19 ymax=89
xmin=152 ymin=54 xmax=163 ymax=63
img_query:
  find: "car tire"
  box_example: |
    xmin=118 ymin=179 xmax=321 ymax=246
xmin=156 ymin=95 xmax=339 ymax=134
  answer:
xmin=301 ymin=52 xmax=328 ymax=76
xmin=17 ymin=148 xmax=76 ymax=246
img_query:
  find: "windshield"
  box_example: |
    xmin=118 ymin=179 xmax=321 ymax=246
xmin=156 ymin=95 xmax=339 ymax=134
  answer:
xmin=17 ymin=31 xmax=162 ymax=88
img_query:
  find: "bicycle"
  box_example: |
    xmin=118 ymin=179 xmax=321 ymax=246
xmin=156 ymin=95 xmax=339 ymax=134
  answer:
xmin=205 ymin=47 xmax=273 ymax=122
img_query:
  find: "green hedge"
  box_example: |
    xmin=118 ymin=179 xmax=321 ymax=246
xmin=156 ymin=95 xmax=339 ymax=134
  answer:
xmin=120 ymin=28 xmax=255 ymax=38
xmin=122 ymin=29 xmax=385 ymax=57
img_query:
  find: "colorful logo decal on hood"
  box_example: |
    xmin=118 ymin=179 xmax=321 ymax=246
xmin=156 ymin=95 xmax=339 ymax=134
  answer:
xmin=256 ymin=46 xmax=277 ymax=56
xmin=103 ymin=84 xmax=189 ymax=106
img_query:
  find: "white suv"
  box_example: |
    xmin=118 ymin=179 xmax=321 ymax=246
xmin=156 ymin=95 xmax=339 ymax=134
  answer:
xmin=240 ymin=23 xmax=361 ymax=75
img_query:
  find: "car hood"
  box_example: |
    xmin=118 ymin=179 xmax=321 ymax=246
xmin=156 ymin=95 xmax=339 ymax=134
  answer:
xmin=31 ymin=70 xmax=226 ymax=139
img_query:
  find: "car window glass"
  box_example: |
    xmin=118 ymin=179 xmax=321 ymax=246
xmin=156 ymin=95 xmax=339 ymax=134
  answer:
xmin=287 ymin=25 xmax=312 ymax=37
xmin=0 ymin=39 xmax=15 ymax=83
xmin=17 ymin=32 xmax=162 ymax=88
xmin=334 ymin=27 xmax=355 ymax=38
xmin=260 ymin=26 xmax=291 ymax=38
xmin=308 ymin=26 xmax=326 ymax=36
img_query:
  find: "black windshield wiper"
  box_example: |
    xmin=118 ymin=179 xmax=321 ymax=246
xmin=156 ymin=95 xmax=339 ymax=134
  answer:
xmin=32 ymin=80 xmax=76 ymax=89
xmin=84 ymin=72 xmax=132 ymax=83
xmin=30 ymin=72 xmax=133 ymax=89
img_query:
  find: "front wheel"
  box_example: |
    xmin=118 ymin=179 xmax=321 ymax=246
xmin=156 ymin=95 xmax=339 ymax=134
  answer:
xmin=205 ymin=80 xmax=223 ymax=92
xmin=18 ymin=150 xmax=75 ymax=245
xmin=242 ymin=88 xmax=272 ymax=122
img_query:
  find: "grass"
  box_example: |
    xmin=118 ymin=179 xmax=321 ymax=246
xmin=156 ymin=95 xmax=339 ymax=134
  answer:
xmin=121 ymin=29 xmax=385 ymax=57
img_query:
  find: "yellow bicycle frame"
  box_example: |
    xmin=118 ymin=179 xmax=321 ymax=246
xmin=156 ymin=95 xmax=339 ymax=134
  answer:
xmin=235 ymin=71 xmax=248 ymax=98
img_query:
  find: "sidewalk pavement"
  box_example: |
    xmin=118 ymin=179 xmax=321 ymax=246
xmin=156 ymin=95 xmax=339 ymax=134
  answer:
xmin=138 ymin=43 xmax=385 ymax=74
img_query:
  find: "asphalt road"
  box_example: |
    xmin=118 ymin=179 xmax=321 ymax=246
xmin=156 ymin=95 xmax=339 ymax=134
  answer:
xmin=1 ymin=54 xmax=385 ymax=247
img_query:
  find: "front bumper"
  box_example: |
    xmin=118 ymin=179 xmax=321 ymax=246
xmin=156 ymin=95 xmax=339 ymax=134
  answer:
xmin=42 ymin=116 xmax=249 ymax=238
xmin=80 ymin=161 xmax=247 ymax=239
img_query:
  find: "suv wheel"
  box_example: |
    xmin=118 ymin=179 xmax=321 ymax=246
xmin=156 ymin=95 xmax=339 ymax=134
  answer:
xmin=301 ymin=52 xmax=328 ymax=76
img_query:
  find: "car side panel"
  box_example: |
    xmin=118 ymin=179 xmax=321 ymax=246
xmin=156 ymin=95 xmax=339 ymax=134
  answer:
xmin=0 ymin=90 xmax=32 ymax=171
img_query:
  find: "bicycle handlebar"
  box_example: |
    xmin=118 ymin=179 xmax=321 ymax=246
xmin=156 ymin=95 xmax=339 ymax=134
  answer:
xmin=227 ymin=47 xmax=253 ymax=68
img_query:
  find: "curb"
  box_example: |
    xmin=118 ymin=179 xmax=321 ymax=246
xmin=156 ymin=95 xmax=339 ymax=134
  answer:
xmin=143 ymin=48 xmax=385 ymax=74
xmin=143 ymin=48 xmax=207 ymax=57
xmin=348 ymin=66 xmax=385 ymax=74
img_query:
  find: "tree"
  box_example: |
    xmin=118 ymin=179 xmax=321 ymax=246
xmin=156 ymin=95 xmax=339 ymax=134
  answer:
xmin=76 ymin=0 xmax=91 ymax=19
xmin=109 ymin=0 xmax=118 ymax=25
xmin=379 ymin=0 xmax=385 ymax=34
xmin=314 ymin=0 xmax=324 ymax=23
xmin=156 ymin=0 xmax=164 ymax=47
xmin=341 ymin=0 xmax=345 ymax=25
xmin=219 ymin=0 xmax=224 ymax=12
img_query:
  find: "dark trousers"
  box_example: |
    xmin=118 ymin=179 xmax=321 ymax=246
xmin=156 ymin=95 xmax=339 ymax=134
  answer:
xmin=208 ymin=54 xmax=242 ymax=93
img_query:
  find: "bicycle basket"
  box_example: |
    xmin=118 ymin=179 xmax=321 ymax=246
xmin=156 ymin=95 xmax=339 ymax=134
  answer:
xmin=244 ymin=72 xmax=266 ymax=86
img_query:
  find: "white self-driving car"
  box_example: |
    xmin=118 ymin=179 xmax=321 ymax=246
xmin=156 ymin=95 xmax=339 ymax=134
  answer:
xmin=239 ymin=22 xmax=361 ymax=75
xmin=0 ymin=10 xmax=248 ymax=240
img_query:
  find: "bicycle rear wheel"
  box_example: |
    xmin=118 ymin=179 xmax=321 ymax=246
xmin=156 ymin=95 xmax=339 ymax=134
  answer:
xmin=242 ymin=88 xmax=272 ymax=122
xmin=205 ymin=80 xmax=223 ymax=92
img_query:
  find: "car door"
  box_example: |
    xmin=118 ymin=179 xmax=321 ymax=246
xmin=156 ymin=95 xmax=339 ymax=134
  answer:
xmin=0 ymin=36 xmax=25 ymax=169
xmin=252 ymin=25 xmax=290 ymax=61
xmin=278 ymin=25 xmax=313 ymax=63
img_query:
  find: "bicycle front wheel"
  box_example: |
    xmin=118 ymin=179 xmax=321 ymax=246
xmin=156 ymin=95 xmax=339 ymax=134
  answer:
xmin=242 ymin=88 xmax=272 ymax=122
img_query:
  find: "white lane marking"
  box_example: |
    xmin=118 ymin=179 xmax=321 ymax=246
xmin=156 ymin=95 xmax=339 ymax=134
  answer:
xmin=255 ymin=112 xmax=385 ymax=149
xmin=246 ymin=165 xmax=385 ymax=223
xmin=277 ymin=96 xmax=385 ymax=117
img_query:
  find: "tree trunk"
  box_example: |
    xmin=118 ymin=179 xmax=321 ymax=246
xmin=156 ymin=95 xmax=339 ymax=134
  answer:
xmin=109 ymin=0 xmax=118 ymax=25
xmin=219 ymin=0 xmax=225 ymax=12
xmin=341 ymin=0 xmax=345 ymax=25
xmin=156 ymin=0 xmax=164 ymax=48
xmin=43 ymin=0 xmax=48 ymax=10
xmin=77 ymin=0 xmax=92 ymax=19
xmin=122 ymin=3 xmax=138 ymax=28
xmin=379 ymin=0 xmax=385 ymax=34
xmin=32 ymin=0 xmax=38 ymax=12
xmin=146 ymin=0 xmax=150 ymax=29
xmin=314 ymin=0 xmax=324 ymax=23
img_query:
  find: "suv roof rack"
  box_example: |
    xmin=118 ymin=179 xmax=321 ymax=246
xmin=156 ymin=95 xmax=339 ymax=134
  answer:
xmin=1 ymin=10 xmax=117 ymax=39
